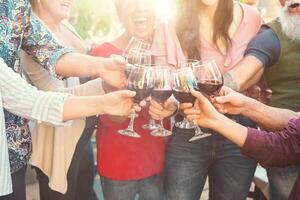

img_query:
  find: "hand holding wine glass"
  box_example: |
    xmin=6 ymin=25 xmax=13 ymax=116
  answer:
xmin=172 ymin=66 xmax=197 ymax=130
xmin=150 ymin=66 xmax=173 ymax=137
xmin=186 ymin=59 xmax=223 ymax=141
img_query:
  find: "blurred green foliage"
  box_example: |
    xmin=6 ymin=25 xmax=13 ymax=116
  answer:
xmin=70 ymin=0 xmax=119 ymax=40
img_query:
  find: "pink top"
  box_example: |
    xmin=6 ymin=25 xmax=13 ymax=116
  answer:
xmin=199 ymin=3 xmax=262 ymax=74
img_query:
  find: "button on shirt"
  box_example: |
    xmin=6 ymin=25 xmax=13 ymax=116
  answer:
xmin=0 ymin=0 xmax=73 ymax=173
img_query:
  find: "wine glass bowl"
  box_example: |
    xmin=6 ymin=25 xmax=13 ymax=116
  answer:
xmin=193 ymin=60 xmax=224 ymax=96
xmin=118 ymin=66 xmax=153 ymax=138
xmin=188 ymin=59 xmax=223 ymax=142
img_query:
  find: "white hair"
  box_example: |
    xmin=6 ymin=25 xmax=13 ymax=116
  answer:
xmin=279 ymin=1 xmax=300 ymax=42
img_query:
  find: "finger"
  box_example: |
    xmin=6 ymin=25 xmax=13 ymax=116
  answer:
xmin=180 ymin=103 xmax=193 ymax=110
xmin=186 ymin=114 xmax=201 ymax=121
xmin=149 ymin=111 xmax=162 ymax=120
xmin=149 ymin=106 xmax=164 ymax=116
xmin=121 ymin=90 xmax=136 ymax=98
xmin=111 ymin=56 xmax=126 ymax=65
xmin=133 ymin=105 xmax=142 ymax=112
xmin=139 ymin=100 xmax=147 ymax=107
xmin=190 ymin=90 xmax=206 ymax=101
xmin=215 ymin=95 xmax=230 ymax=104
xmin=183 ymin=108 xmax=201 ymax=115
xmin=150 ymin=100 xmax=164 ymax=110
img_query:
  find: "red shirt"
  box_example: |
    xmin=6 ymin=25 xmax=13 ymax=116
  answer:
xmin=90 ymin=43 xmax=169 ymax=180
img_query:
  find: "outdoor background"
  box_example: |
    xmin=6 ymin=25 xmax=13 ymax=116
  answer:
xmin=26 ymin=0 xmax=281 ymax=199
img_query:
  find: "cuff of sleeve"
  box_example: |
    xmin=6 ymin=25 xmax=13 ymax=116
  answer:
xmin=241 ymin=128 xmax=263 ymax=157
xmin=48 ymin=48 xmax=74 ymax=80
xmin=246 ymin=50 xmax=269 ymax=68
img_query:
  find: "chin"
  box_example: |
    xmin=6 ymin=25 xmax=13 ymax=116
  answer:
xmin=280 ymin=7 xmax=300 ymax=41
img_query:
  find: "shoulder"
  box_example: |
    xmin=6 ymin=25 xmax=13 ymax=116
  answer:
xmin=241 ymin=3 xmax=263 ymax=27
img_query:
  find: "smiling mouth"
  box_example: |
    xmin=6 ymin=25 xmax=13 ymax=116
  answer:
xmin=133 ymin=17 xmax=148 ymax=26
xmin=290 ymin=3 xmax=300 ymax=8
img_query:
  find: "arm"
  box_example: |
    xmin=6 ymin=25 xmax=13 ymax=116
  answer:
xmin=21 ymin=10 xmax=126 ymax=88
xmin=182 ymin=90 xmax=300 ymax=168
xmin=0 ymin=59 xmax=137 ymax=124
xmin=215 ymin=87 xmax=299 ymax=131
xmin=224 ymin=26 xmax=280 ymax=91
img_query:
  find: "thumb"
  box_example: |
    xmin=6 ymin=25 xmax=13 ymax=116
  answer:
xmin=120 ymin=90 xmax=136 ymax=98
xmin=111 ymin=56 xmax=126 ymax=65
xmin=191 ymin=90 xmax=206 ymax=102
xmin=215 ymin=95 xmax=231 ymax=104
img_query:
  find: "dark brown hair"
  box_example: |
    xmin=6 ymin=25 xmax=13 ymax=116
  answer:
xmin=176 ymin=0 xmax=233 ymax=59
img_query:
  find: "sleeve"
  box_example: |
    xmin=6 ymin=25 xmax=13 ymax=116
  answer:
xmin=57 ymin=78 xmax=105 ymax=96
xmin=21 ymin=7 xmax=74 ymax=78
xmin=0 ymin=59 xmax=71 ymax=126
xmin=241 ymin=117 xmax=300 ymax=168
xmin=244 ymin=26 xmax=281 ymax=68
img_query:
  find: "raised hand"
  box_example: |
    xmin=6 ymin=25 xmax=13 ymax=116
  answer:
xmin=182 ymin=90 xmax=221 ymax=128
xmin=100 ymin=56 xmax=127 ymax=89
xmin=100 ymin=90 xmax=140 ymax=116
xmin=213 ymin=86 xmax=249 ymax=115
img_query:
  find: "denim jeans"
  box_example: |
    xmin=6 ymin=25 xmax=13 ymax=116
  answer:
xmin=100 ymin=174 xmax=164 ymax=200
xmin=267 ymin=165 xmax=300 ymax=200
xmin=165 ymin=121 xmax=257 ymax=200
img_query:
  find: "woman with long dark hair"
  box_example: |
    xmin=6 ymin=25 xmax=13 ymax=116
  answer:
xmin=150 ymin=0 xmax=263 ymax=199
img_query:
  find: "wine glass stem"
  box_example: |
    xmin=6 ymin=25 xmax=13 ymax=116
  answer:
xmin=127 ymin=112 xmax=136 ymax=130
xmin=150 ymin=118 xmax=156 ymax=126
xmin=159 ymin=119 xmax=164 ymax=131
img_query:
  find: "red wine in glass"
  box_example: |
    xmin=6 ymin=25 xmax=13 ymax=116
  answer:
xmin=128 ymin=84 xmax=153 ymax=103
xmin=173 ymin=88 xmax=196 ymax=104
xmin=151 ymin=90 xmax=173 ymax=103
xmin=195 ymin=79 xmax=223 ymax=96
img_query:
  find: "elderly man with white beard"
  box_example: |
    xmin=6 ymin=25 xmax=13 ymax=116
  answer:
xmin=221 ymin=0 xmax=300 ymax=199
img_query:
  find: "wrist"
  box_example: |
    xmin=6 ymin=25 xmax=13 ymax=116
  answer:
xmin=91 ymin=57 xmax=105 ymax=77
xmin=241 ymin=97 xmax=256 ymax=116
xmin=95 ymin=96 xmax=105 ymax=115
xmin=209 ymin=113 xmax=226 ymax=130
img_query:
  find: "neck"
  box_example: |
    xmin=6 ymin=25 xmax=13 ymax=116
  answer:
xmin=198 ymin=3 xmax=218 ymax=21
xmin=112 ymin=32 xmax=132 ymax=51
xmin=35 ymin=8 xmax=62 ymax=33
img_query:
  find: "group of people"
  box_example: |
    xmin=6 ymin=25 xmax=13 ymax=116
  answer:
xmin=0 ymin=0 xmax=299 ymax=200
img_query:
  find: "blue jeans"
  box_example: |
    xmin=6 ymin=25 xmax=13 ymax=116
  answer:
xmin=101 ymin=174 xmax=164 ymax=200
xmin=267 ymin=165 xmax=300 ymax=200
xmin=165 ymin=125 xmax=257 ymax=200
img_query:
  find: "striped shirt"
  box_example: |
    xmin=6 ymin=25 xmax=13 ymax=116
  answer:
xmin=0 ymin=58 xmax=71 ymax=196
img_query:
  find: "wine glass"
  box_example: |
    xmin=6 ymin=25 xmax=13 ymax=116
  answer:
xmin=125 ymin=49 xmax=160 ymax=130
xmin=150 ymin=66 xmax=173 ymax=137
xmin=172 ymin=66 xmax=197 ymax=129
xmin=124 ymin=37 xmax=151 ymax=55
xmin=190 ymin=59 xmax=223 ymax=142
xmin=118 ymin=66 xmax=153 ymax=138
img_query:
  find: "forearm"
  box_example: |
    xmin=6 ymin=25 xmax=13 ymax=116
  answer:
xmin=211 ymin=114 xmax=248 ymax=147
xmin=58 ymin=78 xmax=105 ymax=96
xmin=63 ymin=96 xmax=105 ymax=121
xmin=224 ymin=55 xmax=264 ymax=91
xmin=242 ymin=98 xmax=299 ymax=130
xmin=55 ymin=53 xmax=105 ymax=78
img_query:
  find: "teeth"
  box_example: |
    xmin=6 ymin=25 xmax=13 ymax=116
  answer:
xmin=134 ymin=17 xmax=148 ymax=23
